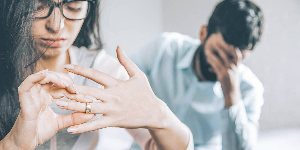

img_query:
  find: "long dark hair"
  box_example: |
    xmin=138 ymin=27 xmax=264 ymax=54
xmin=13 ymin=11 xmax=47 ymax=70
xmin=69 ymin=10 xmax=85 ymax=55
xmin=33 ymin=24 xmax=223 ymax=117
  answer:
xmin=0 ymin=0 xmax=102 ymax=139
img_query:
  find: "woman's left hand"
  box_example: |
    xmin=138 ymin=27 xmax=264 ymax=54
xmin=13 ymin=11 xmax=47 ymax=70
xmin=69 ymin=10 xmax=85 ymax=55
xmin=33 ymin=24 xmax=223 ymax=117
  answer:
xmin=58 ymin=46 xmax=171 ymax=134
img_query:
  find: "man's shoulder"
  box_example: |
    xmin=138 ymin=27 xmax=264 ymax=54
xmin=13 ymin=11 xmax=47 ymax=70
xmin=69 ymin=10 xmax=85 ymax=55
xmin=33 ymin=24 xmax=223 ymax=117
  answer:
xmin=160 ymin=32 xmax=200 ymax=48
xmin=239 ymin=64 xmax=264 ymax=93
xmin=157 ymin=32 xmax=200 ymax=59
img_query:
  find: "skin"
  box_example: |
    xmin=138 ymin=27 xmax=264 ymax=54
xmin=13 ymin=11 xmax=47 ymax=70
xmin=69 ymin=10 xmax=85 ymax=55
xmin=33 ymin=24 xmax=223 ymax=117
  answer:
xmin=0 ymin=1 xmax=92 ymax=149
xmin=0 ymin=71 xmax=95 ymax=149
xmin=58 ymin=47 xmax=191 ymax=150
xmin=195 ymin=25 xmax=251 ymax=108
xmin=32 ymin=0 xmax=85 ymax=73
xmin=1 ymin=0 xmax=192 ymax=149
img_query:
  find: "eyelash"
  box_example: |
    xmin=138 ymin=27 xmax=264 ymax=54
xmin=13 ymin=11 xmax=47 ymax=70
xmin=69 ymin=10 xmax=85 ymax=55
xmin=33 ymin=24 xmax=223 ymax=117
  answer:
xmin=66 ymin=6 xmax=82 ymax=12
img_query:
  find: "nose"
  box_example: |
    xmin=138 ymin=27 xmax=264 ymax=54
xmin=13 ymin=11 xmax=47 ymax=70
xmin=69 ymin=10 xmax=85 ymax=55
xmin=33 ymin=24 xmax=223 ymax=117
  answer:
xmin=45 ymin=7 xmax=65 ymax=34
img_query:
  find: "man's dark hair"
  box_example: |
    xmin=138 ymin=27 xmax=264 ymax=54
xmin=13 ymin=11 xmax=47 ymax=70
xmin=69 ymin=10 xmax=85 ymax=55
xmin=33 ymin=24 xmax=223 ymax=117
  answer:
xmin=206 ymin=0 xmax=264 ymax=50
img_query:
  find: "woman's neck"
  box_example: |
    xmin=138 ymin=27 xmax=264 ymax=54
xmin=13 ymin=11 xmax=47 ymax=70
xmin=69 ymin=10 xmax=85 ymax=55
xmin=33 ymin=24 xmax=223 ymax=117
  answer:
xmin=36 ymin=49 xmax=70 ymax=73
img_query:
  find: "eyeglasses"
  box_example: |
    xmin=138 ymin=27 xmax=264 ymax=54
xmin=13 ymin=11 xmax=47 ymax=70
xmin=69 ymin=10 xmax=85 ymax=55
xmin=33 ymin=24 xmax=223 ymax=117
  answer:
xmin=34 ymin=0 xmax=95 ymax=20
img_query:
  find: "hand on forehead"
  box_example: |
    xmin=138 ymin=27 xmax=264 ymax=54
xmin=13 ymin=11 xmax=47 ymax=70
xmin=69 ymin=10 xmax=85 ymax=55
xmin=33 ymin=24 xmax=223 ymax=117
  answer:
xmin=205 ymin=33 xmax=243 ymax=65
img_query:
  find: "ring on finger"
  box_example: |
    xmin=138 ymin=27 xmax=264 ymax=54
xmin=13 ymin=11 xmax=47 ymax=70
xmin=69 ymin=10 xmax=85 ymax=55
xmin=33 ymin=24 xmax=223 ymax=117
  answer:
xmin=86 ymin=103 xmax=92 ymax=113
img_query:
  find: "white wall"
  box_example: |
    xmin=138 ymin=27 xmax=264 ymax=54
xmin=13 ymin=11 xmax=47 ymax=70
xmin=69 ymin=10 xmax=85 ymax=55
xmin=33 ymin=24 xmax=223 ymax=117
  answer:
xmin=162 ymin=0 xmax=300 ymax=130
xmin=100 ymin=0 xmax=162 ymax=56
xmin=100 ymin=0 xmax=300 ymax=131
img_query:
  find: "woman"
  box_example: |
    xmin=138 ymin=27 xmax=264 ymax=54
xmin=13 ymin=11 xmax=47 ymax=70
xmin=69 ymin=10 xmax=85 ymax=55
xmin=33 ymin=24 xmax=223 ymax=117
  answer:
xmin=0 ymin=0 xmax=193 ymax=149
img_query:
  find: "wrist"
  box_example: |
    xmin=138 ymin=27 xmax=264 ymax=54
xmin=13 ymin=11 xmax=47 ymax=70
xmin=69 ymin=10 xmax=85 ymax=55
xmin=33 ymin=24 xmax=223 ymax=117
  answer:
xmin=147 ymin=97 xmax=175 ymax=130
xmin=147 ymin=99 xmax=191 ymax=149
xmin=224 ymin=92 xmax=242 ymax=108
xmin=0 ymin=133 xmax=24 ymax=150
xmin=5 ymin=114 xmax=36 ymax=150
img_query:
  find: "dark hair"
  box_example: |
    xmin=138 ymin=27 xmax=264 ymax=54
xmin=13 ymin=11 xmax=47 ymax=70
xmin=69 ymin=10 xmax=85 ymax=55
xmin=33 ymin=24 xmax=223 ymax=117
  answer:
xmin=73 ymin=0 xmax=102 ymax=50
xmin=0 ymin=0 xmax=102 ymax=140
xmin=206 ymin=0 xmax=264 ymax=50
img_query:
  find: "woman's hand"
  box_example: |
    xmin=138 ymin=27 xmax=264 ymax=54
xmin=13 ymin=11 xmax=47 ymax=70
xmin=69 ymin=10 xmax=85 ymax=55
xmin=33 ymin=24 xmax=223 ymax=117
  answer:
xmin=59 ymin=47 xmax=191 ymax=150
xmin=59 ymin=47 xmax=170 ymax=132
xmin=1 ymin=70 xmax=94 ymax=149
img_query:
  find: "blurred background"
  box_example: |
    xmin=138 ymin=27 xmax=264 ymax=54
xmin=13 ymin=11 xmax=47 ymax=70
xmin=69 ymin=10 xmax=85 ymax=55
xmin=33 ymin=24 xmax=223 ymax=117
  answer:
xmin=99 ymin=0 xmax=300 ymax=149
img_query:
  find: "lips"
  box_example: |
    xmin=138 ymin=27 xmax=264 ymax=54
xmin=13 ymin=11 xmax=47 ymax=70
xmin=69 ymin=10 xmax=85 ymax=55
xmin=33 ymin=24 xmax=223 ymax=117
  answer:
xmin=40 ymin=38 xmax=67 ymax=48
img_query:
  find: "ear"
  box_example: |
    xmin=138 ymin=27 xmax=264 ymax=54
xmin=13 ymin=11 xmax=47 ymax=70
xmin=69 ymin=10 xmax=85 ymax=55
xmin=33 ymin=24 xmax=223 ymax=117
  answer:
xmin=199 ymin=25 xmax=207 ymax=43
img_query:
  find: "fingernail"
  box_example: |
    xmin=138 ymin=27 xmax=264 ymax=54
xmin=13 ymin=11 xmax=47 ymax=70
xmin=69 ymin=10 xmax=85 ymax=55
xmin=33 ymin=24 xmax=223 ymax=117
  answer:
xmin=64 ymin=64 xmax=74 ymax=70
xmin=67 ymin=127 xmax=78 ymax=133
xmin=85 ymin=95 xmax=97 ymax=102
xmin=37 ymin=69 xmax=48 ymax=74
xmin=56 ymin=100 xmax=68 ymax=108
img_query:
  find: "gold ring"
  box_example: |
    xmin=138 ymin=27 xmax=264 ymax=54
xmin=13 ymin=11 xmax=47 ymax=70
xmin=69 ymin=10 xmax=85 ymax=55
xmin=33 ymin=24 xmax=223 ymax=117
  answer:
xmin=86 ymin=103 xmax=92 ymax=114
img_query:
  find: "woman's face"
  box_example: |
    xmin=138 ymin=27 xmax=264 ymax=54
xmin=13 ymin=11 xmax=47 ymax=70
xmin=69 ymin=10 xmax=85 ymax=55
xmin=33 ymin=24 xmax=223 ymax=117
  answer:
xmin=32 ymin=0 xmax=87 ymax=57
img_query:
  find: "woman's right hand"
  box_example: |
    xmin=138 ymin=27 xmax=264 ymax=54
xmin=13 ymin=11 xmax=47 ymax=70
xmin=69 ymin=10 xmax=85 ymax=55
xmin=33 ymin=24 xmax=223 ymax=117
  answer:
xmin=0 ymin=70 xmax=95 ymax=150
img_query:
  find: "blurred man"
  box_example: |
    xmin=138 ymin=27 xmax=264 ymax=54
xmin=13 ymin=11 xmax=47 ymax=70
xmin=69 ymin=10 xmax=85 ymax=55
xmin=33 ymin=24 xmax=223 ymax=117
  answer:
xmin=131 ymin=0 xmax=264 ymax=149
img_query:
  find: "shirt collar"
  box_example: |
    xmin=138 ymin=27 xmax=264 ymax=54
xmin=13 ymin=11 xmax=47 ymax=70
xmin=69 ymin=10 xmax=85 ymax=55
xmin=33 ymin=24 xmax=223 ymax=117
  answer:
xmin=177 ymin=43 xmax=200 ymax=70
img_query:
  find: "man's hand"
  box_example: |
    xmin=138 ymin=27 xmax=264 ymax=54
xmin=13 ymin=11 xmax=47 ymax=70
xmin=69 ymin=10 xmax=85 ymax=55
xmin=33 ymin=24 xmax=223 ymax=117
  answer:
xmin=205 ymin=33 xmax=243 ymax=108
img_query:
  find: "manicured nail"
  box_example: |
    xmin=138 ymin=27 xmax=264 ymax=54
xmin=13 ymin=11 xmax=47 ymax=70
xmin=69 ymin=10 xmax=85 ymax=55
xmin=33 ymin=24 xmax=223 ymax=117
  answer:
xmin=37 ymin=69 xmax=48 ymax=74
xmin=85 ymin=95 xmax=97 ymax=102
xmin=56 ymin=100 xmax=68 ymax=108
xmin=67 ymin=127 xmax=78 ymax=133
xmin=64 ymin=64 xmax=74 ymax=70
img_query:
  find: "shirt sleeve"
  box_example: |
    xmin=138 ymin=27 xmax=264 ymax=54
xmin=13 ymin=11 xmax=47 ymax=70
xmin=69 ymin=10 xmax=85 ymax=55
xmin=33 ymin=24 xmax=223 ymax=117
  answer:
xmin=221 ymin=83 xmax=264 ymax=150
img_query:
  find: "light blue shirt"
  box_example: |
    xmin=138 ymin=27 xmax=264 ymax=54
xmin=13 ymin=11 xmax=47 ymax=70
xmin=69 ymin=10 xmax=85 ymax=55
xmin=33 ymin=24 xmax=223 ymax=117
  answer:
xmin=131 ymin=32 xmax=264 ymax=150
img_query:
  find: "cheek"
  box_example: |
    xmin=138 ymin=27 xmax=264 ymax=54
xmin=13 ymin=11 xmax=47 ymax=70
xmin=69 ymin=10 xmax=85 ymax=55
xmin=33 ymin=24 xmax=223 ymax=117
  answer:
xmin=31 ymin=20 xmax=46 ymax=37
xmin=65 ymin=20 xmax=85 ymax=39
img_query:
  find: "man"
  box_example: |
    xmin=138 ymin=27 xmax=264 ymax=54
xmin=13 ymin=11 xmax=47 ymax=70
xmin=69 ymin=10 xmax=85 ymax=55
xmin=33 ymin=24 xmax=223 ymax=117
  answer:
xmin=131 ymin=0 xmax=264 ymax=149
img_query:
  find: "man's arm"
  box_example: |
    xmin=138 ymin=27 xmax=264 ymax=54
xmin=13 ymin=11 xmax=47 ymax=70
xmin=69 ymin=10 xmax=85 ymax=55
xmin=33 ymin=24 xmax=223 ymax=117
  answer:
xmin=222 ymin=85 xmax=264 ymax=150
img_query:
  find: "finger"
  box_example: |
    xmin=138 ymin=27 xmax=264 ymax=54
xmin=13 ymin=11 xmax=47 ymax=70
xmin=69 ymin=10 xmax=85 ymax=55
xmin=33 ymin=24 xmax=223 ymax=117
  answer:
xmin=235 ymin=48 xmax=243 ymax=65
xmin=67 ymin=118 xmax=111 ymax=134
xmin=39 ymin=71 xmax=75 ymax=94
xmin=214 ymin=48 xmax=231 ymax=69
xmin=207 ymin=51 xmax=226 ymax=76
xmin=56 ymin=113 xmax=95 ymax=130
xmin=64 ymin=64 xmax=118 ymax=88
xmin=215 ymin=34 xmax=237 ymax=64
xmin=18 ymin=70 xmax=48 ymax=94
xmin=215 ymin=34 xmax=231 ymax=51
xmin=116 ymin=46 xmax=139 ymax=77
xmin=56 ymin=73 xmax=77 ymax=94
xmin=75 ymin=85 xmax=115 ymax=102
xmin=56 ymin=100 xmax=108 ymax=114
xmin=49 ymin=88 xmax=97 ymax=103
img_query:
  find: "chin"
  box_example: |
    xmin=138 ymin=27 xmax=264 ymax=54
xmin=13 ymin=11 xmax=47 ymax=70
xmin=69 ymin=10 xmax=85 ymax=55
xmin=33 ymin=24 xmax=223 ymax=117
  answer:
xmin=38 ymin=46 xmax=68 ymax=58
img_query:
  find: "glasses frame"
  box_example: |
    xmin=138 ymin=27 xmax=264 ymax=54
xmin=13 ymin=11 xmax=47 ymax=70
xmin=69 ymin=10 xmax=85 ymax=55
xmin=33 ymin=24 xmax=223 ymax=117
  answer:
xmin=34 ymin=0 xmax=95 ymax=20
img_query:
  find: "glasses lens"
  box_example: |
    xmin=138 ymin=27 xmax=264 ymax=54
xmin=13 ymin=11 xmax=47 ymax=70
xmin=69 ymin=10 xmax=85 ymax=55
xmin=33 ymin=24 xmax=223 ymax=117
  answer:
xmin=63 ymin=1 xmax=89 ymax=20
xmin=34 ymin=0 xmax=51 ymax=18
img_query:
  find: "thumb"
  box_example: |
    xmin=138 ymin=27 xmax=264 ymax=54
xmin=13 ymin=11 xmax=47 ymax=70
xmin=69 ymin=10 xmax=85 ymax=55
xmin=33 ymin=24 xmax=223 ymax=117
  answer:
xmin=116 ymin=46 xmax=139 ymax=77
